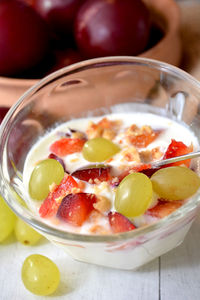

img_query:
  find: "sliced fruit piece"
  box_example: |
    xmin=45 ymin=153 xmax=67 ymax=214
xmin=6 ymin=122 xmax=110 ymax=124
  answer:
xmin=50 ymin=138 xmax=86 ymax=157
xmin=72 ymin=165 xmax=111 ymax=183
xmin=57 ymin=193 xmax=96 ymax=226
xmin=39 ymin=193 xmax=59 ymax=218
xmin=48 ymin=153 xmax=67 ymax=172
xmin=140 ymin=167 xmax=160 ymax=178
xmin=108 ymin=211 xmax=135 ymax=233
xmin=146 ymin=200 xmax=183 ymax=218
xmin=39 ymin=174 xmax=78 ymax=217
xmin=163 ymin=139 xmax=193 ymax=167
xmin=117 ymin=163 xmax=152 ymax=182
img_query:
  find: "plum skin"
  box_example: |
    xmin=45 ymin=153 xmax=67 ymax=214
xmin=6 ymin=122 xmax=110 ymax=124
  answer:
xmin=0 ymin=106 xmax=9 ymax=124
xmin=74 ymin=0 xmax=151 ymax=58
xmin=32 ymin=0 xmax=84 ymax=37
xmin=0 ymin=0 xmax=49 ymax=76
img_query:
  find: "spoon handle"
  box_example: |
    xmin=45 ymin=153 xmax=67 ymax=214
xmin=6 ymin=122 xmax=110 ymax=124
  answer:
xmin=152 ymin=150 xmax=200 ymax=168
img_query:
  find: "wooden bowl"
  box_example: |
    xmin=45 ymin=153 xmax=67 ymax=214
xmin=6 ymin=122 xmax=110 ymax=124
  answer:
xmin=0 ymin=0 xmax=181 ymax=107
xmin=141 ymin=0 xmax=181 ymax=64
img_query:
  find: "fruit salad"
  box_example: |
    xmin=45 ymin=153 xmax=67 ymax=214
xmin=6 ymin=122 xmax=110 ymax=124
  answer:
xmin=23 ymin=112 xmax=200 ymax=235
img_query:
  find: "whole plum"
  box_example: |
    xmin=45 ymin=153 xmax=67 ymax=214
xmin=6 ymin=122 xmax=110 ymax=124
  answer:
xmin=0 ymin=106 xmax=10 ymax=124
xmin=32 ymin=0 xmax=84 ymax=38
xmin=0 ymin=0 xmax=49 ymax=76
xmin=48 ymin=48 xmax=84 ymax=74
xmin=75 ymin=0 xmax=151 ymax=58
xmin=19 ymin=0 xmax=34 ymax=5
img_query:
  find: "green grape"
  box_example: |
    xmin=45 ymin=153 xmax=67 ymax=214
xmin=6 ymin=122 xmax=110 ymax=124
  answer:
xmin=29 ymin=159 xmax=64 ymax=201
xmin=0 ymin=195 xmax=16 ymax=242
xmin=82 ymin=137 xmax=120 ymax=162
xmin=21 ymin=254 xmax=60 ymax=296
xmin=151 ymin=166 xmax=200 ymax=201
xmin=115 ymin=172 xmax=153 ymax=217
xmin=15 ymin=218 xmax=42 ymax=245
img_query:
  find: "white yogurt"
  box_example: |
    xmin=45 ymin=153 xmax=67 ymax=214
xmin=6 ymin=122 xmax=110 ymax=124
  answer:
xmin=23 ymin=112 xmax=199 ymax=234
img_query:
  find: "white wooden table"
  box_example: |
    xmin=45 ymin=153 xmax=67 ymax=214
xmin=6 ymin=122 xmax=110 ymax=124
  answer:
xmin=1 ymin=1 xmax=200 ymax=299
xmin=1 ymin=214 xmax=200 ymax=300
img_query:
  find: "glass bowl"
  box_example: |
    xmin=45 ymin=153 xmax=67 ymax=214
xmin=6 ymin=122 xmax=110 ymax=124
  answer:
xmin=0 ymin=56 xmax=200 ymax=270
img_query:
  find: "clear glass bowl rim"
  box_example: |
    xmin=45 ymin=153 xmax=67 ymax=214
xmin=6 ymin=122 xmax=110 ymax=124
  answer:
xmin=1 ymin=55 xmax=200 ymax=243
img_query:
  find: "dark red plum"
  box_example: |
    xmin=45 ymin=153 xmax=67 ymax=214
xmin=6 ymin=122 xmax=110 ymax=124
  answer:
xmin=48 ymin=48 xmax=84 ymax=73
xmin=72 ymin=165 xmax=111 ymax=183
xmin=0 ymin=106 xmax=10 ymax=124
xmin=74 ymin=0 xmax=151 ymax=58
xmin=33 ymin=0 xmax=84 ymax=37
xmin=0 ymin=0 xmax=49 ymax=76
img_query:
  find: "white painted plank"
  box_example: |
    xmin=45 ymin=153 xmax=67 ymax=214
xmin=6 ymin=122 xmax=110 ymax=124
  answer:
xmin=0 ymin=234 xmax=159 ymax=300
xmin=160 ymin=1 xmax=200 ymax=299
xmin=160 ymin=214 xmax=200 ymax=300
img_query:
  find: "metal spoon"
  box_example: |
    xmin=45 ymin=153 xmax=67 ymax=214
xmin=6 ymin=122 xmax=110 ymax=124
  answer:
xmin=151 ymin=150 xmax=200 ymax=168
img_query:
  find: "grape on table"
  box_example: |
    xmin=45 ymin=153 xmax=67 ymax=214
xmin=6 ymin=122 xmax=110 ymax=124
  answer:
xmin=0 ymin=195 xmax=16 ymax=242
xmin=21 ymin=254 xmax=60 ymax=296
xmin=14 ymin=218 xmax=42 ymax=245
